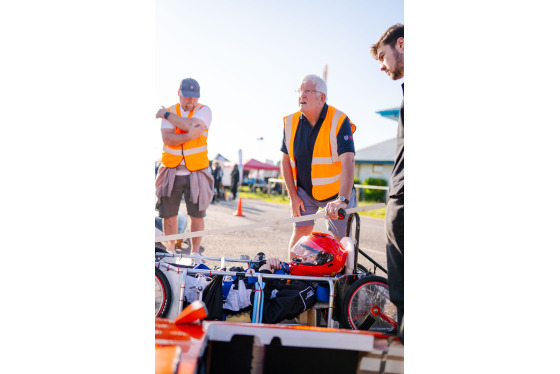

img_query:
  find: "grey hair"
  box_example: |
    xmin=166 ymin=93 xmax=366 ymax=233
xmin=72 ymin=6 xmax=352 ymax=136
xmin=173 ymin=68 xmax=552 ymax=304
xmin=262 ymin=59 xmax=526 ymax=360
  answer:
xmin=300 ymin=74 xmax=327 ymax=100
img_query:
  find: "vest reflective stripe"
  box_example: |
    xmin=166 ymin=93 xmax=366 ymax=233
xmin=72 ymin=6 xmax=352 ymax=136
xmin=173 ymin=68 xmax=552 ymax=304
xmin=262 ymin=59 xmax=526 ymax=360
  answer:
xmin=311 ymin=157 xmax=335 ymax=165
xmin=312 ymin=174 xmax=341 ymax=185
xmin=328 ymin=110 xmax=345 ymax=163
xmin=181 ymin=145 xmax=207 ymax=156
xmin=283 ymin=105 xmax=357 ymax=201
xmin=161 ymin=103 xmax=210 ymax=171
xmin=309 ymin=106 xmax=343 ymax=199
xmin=162 ymin=145 xmax=207 ymax=156
xmin=162 ymin=146 xmax=183 ymax=156
xmin=284 ymin=113 xmax=299 ymax=181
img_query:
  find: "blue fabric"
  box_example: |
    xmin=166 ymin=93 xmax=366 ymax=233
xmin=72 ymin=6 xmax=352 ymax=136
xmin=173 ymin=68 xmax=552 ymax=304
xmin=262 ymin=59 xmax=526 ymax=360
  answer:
xmin=316 ymin=284 xmax=330 ymax=302
xmin=252 ymin=280 xmax=265 ymax=323
xmin=154 ymin=212 xmax=187 ymax=233
xmin=281 ymin=104 xmax=355 ymax=202
xmin=222 ymin=278 xmax=235 ymax=299
xmin=194 ymin=263 xmax=210 ymax=270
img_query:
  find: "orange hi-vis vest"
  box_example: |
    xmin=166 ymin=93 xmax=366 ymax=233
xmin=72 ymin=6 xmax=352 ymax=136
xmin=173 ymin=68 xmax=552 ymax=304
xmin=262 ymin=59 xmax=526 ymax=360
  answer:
xmin=161 ymin=103 xmax=209 ymax=171
xmin=284 ymin=105 xmax=357 ymax=201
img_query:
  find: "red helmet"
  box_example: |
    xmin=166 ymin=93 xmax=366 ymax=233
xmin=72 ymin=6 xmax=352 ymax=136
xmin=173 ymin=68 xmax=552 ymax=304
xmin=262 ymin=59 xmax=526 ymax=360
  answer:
xmin=289 ymin=232 xmax=347 ymax=277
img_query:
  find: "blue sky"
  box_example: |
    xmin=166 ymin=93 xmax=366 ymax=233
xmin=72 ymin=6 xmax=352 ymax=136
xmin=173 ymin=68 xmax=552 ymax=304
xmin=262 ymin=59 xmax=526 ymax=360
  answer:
xmin=154 ymin=0 xmax=404 ymax=163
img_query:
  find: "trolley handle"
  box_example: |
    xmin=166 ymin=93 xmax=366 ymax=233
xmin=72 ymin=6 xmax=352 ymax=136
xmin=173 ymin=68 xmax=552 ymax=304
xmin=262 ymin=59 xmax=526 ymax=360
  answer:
xmin=337 ymin=208 xmax=346 ymax=220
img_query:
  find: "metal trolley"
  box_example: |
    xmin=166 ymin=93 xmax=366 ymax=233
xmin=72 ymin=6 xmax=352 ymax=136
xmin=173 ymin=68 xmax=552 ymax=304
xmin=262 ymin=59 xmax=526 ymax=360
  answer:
xmin=155 ymin=212 xmax=397 ymax=333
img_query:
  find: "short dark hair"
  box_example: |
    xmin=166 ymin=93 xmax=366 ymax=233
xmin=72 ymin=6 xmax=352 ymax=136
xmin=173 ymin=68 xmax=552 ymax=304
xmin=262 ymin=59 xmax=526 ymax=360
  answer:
xmin=370 ymin=24 xmax=404 ymax=61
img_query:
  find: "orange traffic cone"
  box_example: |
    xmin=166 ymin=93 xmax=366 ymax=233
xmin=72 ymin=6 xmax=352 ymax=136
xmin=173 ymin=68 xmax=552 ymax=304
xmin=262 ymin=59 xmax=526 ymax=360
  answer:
xmin=233 ymin=197 xmax=245 ymax=217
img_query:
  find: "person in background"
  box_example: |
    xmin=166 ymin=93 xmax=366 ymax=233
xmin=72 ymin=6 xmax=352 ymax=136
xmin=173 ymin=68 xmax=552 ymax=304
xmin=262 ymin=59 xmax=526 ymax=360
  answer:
xmin=370 ymin=23 xmax=404 ymax=342
xmin=280 ymin=74 xmax=357 ymax=258
xmin=230 ymin=164 xmax=240 ymax=200
xmin=212 ymin=160 xmax=223 ymax=203
xmin=155 ymin=77 xmax=214 ymax=257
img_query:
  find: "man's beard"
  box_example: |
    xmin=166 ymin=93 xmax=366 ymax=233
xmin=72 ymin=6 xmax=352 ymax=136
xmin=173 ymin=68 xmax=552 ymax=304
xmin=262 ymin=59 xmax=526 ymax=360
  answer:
xmin=389 ymin=50 xmax=404 ymax=80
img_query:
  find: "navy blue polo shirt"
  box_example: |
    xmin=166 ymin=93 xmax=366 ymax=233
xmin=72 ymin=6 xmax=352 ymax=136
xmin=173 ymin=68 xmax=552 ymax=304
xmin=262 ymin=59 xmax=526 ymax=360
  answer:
xmin=281 ymin=103 xmax=355 ymax=202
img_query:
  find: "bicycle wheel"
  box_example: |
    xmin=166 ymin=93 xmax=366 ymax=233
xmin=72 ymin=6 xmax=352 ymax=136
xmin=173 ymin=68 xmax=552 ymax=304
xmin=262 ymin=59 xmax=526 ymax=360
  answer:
xmin=155 ymin=267 xmax=172 ymax=318
xmin=340 ymin=275 xmax=397 ymax=333
xmin=356 ymin=263 xmax=370 ymax=274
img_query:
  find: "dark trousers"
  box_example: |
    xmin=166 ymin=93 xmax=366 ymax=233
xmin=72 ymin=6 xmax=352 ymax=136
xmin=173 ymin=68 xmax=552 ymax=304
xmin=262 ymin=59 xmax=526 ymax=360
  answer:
xmin=385 ymin=197 xmax=404 ymax=336
xmin=231 ymin=183 xmax=238 ymax=199
xmin=214 ymin=180 xmax=222 ymax=200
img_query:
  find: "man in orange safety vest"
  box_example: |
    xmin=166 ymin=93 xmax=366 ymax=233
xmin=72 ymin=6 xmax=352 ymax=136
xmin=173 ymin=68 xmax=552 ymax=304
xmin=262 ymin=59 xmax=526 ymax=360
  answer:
xmin=155 ymin=78 xmax=214 ymax=259
xmin=281 ymin=74 xmax=357 ymax=258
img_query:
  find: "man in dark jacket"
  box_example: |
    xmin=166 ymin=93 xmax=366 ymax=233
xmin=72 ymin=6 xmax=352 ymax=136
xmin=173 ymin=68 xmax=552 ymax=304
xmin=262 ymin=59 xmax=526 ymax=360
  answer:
xmin=230 ymin=164 xmax=240 ymax=199
xmin=212 ymin=160 xmax=223 ymax=202
xmin=371 ymin=23 xmax=404 ymax=342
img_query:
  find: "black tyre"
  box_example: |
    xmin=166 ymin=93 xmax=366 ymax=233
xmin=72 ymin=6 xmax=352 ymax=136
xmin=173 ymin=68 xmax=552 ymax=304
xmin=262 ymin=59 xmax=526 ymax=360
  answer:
xmin=356 ymin=263 xmax=370 ymax=274
xmin=155 ymin=266 xmax=172 ymax=318
xmin=340 ymin=275 xmax=397 ymax=333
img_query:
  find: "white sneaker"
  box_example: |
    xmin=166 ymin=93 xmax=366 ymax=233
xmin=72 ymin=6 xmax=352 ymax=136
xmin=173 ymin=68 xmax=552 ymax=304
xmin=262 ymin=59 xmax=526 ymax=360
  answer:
xmin=191 ymin=252 xmax=203 ymax=265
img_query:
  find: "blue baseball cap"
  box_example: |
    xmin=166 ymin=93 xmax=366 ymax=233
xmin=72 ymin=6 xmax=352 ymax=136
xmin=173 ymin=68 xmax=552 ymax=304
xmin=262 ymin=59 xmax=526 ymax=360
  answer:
xmin=179 ymin=78 xmax=200 ymax=98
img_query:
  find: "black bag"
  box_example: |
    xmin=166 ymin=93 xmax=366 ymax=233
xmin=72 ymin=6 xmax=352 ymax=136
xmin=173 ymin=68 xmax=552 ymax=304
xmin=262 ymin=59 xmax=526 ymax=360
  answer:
xmin=202 ymin=275 xmax=224 ymax=320
xmin=261 ymin=279 xmax=317 ymax=324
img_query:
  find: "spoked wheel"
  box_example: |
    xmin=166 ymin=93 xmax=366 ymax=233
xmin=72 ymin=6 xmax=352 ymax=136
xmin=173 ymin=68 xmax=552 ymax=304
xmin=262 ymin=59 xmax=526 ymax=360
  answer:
xmin=155 ymin=267 xmax=172 ymax=318
xmin=340 ymin=275 xmax=398 ymax=333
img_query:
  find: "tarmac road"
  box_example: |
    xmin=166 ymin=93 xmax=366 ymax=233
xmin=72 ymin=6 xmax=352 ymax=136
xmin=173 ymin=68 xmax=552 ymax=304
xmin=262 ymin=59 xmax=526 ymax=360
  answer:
xmin=175 ymin=197 xmax=388 ymax=272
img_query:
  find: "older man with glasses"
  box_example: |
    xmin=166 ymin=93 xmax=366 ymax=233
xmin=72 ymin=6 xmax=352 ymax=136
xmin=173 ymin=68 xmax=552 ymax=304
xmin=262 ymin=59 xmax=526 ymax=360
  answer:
xmin=281 ymin=74 xmax=357 ymax=259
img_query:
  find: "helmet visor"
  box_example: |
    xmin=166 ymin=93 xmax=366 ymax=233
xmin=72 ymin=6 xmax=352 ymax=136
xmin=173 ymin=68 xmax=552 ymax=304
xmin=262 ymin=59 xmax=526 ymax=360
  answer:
xmin=290 ymin=237 xmax=334 ymax=265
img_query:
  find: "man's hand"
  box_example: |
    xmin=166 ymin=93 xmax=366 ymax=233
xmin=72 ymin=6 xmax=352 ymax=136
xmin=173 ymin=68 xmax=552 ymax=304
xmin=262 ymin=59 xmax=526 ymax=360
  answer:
xmin=325 ymin=199 xmax=347 ymax=220
xmin=289 ymin=194 xmax=305 ymax=217
xmin=156 ymin=106 xmax=168 ymax=119
xmin=259 ymin=258 xmax=281 ymax=272
xmin=246 ymin=257 xmax=282 ymax=274
xmin=157 ymin=105 xmax=204 ymax=136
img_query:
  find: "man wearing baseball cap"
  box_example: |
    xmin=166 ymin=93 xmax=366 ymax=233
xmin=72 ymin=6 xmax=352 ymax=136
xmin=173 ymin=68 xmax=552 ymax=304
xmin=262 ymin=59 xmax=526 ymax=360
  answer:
xmin=155 ymin=78 xmax=214 ymax=258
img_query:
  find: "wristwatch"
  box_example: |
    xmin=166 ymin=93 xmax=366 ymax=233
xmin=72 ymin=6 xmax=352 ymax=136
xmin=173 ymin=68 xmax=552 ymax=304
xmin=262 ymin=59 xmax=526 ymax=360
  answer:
xmin=338 ymin=196 xmax=349 ymax=204
xmin=164 ymin=111 xmax=171 ymax=119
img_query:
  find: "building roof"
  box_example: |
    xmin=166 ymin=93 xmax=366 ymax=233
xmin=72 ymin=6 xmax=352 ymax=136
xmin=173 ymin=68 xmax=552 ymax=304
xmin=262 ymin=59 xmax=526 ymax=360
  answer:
xmin=355 ymin=138 xmax=396 ymax=164
xmin=213 ymin=153 xmax=230 ymax=162
xmin=376 ymin=107 xmax=400 ymax=122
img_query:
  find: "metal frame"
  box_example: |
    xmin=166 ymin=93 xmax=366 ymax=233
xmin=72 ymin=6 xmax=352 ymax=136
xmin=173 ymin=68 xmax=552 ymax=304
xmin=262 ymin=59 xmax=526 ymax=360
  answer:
xmin=155 ymin=258 xmax=339 ymax=327
xmin=345 ymin=212 xmax=387 ymax=276
xmin=155 ymin=210 xmax=396 ymax=330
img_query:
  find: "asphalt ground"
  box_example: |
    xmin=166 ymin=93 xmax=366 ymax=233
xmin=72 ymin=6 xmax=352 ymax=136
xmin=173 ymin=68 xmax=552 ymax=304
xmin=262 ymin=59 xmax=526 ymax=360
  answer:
xmin=172 ymin=196 xmax=388 ymax=272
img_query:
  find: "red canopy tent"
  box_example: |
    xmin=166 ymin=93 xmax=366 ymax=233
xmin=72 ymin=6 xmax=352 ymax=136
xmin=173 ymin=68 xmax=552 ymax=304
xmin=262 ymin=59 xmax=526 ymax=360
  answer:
xmin=242 ymin=158 xmax=280 ymax=171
